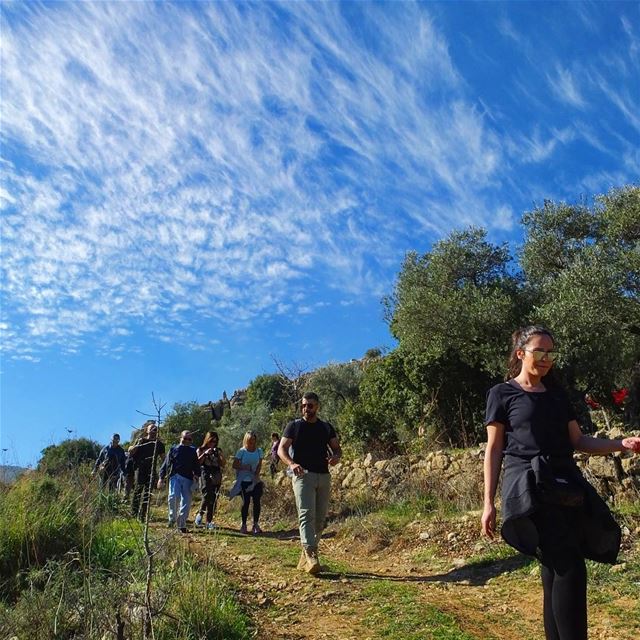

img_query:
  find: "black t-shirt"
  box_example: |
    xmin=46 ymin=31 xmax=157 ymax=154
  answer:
xmin=283 ymin=418 xmax=337 ymax=474
xmin=131 ymin=438 xmax=166 ymax=476
xmin=485 ymin=381 xmax=577 ymax=457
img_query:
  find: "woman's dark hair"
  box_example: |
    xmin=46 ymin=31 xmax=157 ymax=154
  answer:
xmin=506 ymin=325 xmax=556 ymax=381
xmin=201 ymin=431 xmax=219 ymax=450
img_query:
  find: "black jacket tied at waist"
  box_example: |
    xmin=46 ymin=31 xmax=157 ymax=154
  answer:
xmin=500 ymin=453 xmax=620 ymax=564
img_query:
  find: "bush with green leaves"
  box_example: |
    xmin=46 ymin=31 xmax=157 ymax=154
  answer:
xmin=521 ymin=186 xmax=640 ymax=423
xmin=38 ymin=437 xmax=101 ymax=474
xmin=161 ymin=400 xmax=214 ymax=447
xmin=304 ymin=360 xmax=363 ymax=429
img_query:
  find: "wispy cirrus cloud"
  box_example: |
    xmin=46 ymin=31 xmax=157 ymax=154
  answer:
xmin=1 ymin=1 xmax=504 ymax=357
xmin=547 ymin=65 xmax=586 ymax=109
xmin=1 ymin=1 xmax=637 ymax=359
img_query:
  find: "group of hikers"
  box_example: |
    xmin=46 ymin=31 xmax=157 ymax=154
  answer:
xmin=93 ymin=391 xmax=340 ymax=574
xmin=90 ymin=325 xmax=640 ymax=640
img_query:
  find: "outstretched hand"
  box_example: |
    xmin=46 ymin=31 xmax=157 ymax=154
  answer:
xmin=622 ymin=437 xmax=640 ymax=454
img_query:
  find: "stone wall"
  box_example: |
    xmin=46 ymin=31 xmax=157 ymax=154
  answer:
xmin=275 ymin=430 xmax=640 ymax=507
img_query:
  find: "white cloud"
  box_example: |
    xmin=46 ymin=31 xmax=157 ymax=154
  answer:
xmin=0 ymin=2 xmax=635 ymax=358
xmin=547 ymin=65 xmax=586 ymax=109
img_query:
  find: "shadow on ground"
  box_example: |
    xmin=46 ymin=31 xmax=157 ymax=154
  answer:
xmin=318 ymin=554 xmax=533 ymax=586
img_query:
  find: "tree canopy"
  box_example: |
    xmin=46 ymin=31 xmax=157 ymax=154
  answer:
xmin=38 ymin=438 xmax=101 ymax=475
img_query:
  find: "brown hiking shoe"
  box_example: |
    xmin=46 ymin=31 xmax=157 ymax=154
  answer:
xmin=297 ymin=549 xmax=307 ymax=571
xmin=304 ymin=548 xmax=321 ymax=575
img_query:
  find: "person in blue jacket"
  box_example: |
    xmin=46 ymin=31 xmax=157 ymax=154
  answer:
xmin=157 ymin=431 xmax=200 ymax=533
xmin=481 ymin=325 xmax=640 ymax=640
xmin=92 ymin=433 xmax=126 ymax=492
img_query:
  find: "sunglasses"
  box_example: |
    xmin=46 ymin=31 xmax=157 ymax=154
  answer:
xmin=524 ymin=348 xmax=559 ymax=362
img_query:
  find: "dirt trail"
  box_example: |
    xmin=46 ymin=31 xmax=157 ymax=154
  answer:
xmin=177 ymin=509 xmax=640 ymax=640
xmin=181 ymin=516 xmax=542 ymax=640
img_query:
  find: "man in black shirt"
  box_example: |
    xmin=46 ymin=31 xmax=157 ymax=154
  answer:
xmin=278 ymin=392 xmax=341 ymax=574
xmin=129 ymin=421 xmax=165 ymax=521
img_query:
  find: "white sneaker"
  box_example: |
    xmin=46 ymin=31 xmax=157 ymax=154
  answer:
xmin=206 ymin=522 xmax=215 ymax=530
xmin=194 ymin=513 xmax=203 ymax=526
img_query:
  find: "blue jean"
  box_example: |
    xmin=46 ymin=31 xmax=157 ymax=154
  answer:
xmin=292 ymin=472 xmax=331 ymax=549
xmin=168 ymin=474 xmax=193 ymax=528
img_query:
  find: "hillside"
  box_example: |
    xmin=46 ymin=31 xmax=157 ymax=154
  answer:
xmin=0 ymin=465 xmax=28 ymax=484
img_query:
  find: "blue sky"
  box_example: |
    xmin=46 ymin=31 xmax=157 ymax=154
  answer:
xmin=1 ymin=1 xmax=638 ymax=467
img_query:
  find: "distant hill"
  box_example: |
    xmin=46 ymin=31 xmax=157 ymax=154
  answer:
xmin=0 ymin=465 xmax=28 ymax=484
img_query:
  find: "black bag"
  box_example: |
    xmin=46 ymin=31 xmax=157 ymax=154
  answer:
xmin=532 ymin=455 xmax=585 ymax=508
xmin=538 ymin=477 xmax=585 ymax=507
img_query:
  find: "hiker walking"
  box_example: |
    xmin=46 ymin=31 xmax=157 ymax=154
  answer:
xmin=194 ymin=431 xmax=225 ymax=530
xmin=129 ymin=421 xmax=165 ymax=521
xmin=92 ymin=433 xmax=126 ymax=492
xmin=231 ymin=431 xmax=264 ymax=534
xmin=278 ymin=391 xmax=341 ymax=574
xmin=481 ymin=325 xmax=640 ymax=640
xmin=269 ymin=432 xmax=281 ymax=478
xmin=157 ymin=430 xmax=200 ymax=533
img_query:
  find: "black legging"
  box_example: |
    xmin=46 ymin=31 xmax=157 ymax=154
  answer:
xmin=540 ymin=553 xmax=587 ymax=640
xmin=240 ymin=480 xmax=263 ymax=525
xmin=533 ymin=505 xmax=588 ymax=640
xmin=197 ymin=479 xmax=221 ymax=523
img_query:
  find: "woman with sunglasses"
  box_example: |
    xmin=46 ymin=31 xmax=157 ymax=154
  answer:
xmin=481 ymin=325 xmax=640 ymax=640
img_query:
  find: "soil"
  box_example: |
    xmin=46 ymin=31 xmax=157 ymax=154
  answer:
xmin=177 ymin=508 xmax=640 ymax=640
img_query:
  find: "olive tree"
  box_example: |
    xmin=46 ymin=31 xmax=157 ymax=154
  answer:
xmin=521 ymin=186 xmax=640 ymax=423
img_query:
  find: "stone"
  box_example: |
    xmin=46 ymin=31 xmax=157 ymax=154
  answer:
xmin=341 ymin=467 xmax=367 ymax=489
xmin=586 ymin=456 xmax=616 ymax=479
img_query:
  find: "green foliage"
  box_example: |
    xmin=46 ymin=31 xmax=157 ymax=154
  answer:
xmin=90 ymin=519 xmax=143 ymax=570
xmin=340 ymin=348 xmax=489 ymax=452
xmin=304 ymin=361 xmax=363 ymax=428
xmin=218 ymin=403 xmax=272 ymax=454
xmin=38 ymin=437 xmax=101 ymax=474
xmin=339 ymin=351 xmax=419 ymax=451
xmin=245 ymin=373 xmax=289 ymax=410
xmin=162 ymin=401 xmax=213 ymax=447
xmin=387 ymin=227 xmax=523 ymax=375
xmin=521 ymin=186 xmax=640 ymax=415
xmin=0 ymin=473 xmax=82 ymax=596
xmin=369 ymin=228 xmax=524 ymax=449
xmin=154 ymin=560 xmax=251 ymax=640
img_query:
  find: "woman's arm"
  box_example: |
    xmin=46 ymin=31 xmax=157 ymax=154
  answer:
xmin=568 ymin=421 xmax=640 ymax=454
xmin=481 ymin=422 xmax=505 ymax=539
xmin=232 ymin=452 xmax=253 ymax=471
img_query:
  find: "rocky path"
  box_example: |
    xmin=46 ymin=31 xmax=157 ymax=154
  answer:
xmin=177 ymin=508 xmax=640 ymax=640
